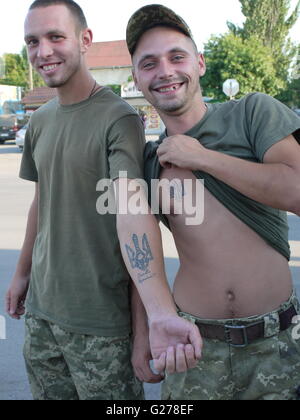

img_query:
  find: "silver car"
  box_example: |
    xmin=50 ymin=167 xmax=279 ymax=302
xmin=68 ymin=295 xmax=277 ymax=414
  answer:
xmin=15 ymin=124 xmax=28 ymax=151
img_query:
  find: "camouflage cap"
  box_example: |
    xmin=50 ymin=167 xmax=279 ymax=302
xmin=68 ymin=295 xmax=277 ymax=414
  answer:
xmin=126 ymin=4 xmax=194 ymax=56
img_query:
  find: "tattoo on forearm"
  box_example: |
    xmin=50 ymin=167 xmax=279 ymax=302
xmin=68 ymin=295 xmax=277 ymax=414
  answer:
xmin=125 ymin=234 xmax=156 ymax=283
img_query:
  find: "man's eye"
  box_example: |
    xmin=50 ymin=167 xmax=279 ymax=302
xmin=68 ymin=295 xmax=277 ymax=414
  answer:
xmin=27 ymin=39 xmax=38 ymax=47
xmin=143 ymin=62 xmax=155 ymax=70
xmin=51 ymin=35 xmax=63 ymax=41
xmin=172 ymin=55 xmax=184 ymax=61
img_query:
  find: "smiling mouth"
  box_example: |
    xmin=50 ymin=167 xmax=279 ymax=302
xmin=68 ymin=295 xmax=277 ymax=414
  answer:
xmin=40 ymin=63 xmax=61 ymax=72
xmin=154 ymin=83 xmax=184 ymax=94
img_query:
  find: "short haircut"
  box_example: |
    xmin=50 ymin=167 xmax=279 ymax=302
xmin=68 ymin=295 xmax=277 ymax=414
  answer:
xmin=29 ymin=0 xmax=88 ymax=30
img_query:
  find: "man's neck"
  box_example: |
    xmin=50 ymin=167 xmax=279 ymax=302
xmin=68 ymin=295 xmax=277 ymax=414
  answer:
xmin=57 ymin=69 xmax=96 ymax=106
xmin=160 ymin=98 xmax=207 ymax=137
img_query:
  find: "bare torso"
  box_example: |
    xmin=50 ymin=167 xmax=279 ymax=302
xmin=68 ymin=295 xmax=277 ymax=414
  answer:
xmin=159 ymin=167 xmax=293 ymax=319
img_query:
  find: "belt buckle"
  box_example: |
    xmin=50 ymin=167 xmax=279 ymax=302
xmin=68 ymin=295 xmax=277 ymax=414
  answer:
xmin=224 ymin=324 xmax=248 ymax=348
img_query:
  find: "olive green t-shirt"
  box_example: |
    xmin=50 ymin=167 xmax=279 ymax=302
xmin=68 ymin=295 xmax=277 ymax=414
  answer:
xmin=144 ymin=93 xmax=300 ymax=260
xmin=20 ymin=87 xmax=145 ymax=336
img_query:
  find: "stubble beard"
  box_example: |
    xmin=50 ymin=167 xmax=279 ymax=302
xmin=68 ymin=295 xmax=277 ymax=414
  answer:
xmin=38 ymin=53 xmax=82 ymax=89
xmin=152 ymin=80 xmax=200 ymax=116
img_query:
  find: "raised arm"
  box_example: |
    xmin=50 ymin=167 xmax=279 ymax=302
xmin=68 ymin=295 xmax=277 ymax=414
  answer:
xmin=157 ymin=134 xmax=300 ymax=215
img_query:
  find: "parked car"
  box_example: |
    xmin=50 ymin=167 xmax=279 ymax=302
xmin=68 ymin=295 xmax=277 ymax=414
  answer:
xmin=0 ymin=114 xmax=29 ymax=145
xmin=15 ymin=123 xmax=28 ymax=151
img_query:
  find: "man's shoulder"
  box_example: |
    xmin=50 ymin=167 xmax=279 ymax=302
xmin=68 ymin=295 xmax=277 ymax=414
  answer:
xmin=215 ymin=92 xmax=271 ymax=112
xmin=242 ymin=92 xmax=278 ymax=108
xmin=211 ymin=93 xmax=283 ymax=124
xmin=30 ymin=97 xmax=58 ymax=124
xmin=96 ymin=87 xmax=139 ymax=121
xmin=231 ymin=92 xmax=286 ymax=115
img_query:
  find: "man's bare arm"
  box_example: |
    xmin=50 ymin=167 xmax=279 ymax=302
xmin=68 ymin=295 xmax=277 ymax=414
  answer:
xmin=157 ymin=134 xmax=300 ymax=215
xmin=115 ymin=179 xmax=202 ymax=374
xmin=6 ymin=182 xmax=39 ymax=319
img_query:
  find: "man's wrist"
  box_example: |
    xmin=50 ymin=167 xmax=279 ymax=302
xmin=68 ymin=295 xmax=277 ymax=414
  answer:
xmin=196 ymin=148 xmax=216 ymax=172
xmin=148 ymin=307 xmax=178 ymax=325
xmin=13 ymin=270 xmax=31 ymax=283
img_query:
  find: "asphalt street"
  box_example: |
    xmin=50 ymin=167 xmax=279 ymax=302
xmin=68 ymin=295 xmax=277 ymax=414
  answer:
xmin=0 ymin=142 xmax=299 ymax=400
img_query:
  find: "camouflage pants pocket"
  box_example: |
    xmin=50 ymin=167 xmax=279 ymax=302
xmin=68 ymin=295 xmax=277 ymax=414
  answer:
xmin=24 ymin=313 xmax=144 ymax=400
xmin=65 ymin=334 xmax=144 ymax=400
xmin=23 ymin=313 xmax=79 ymax=400
xmin=276 ymin=327 xmax=300 ymax=400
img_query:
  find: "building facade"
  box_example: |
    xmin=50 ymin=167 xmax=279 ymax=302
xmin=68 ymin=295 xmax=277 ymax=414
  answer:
xmin=21 ymin=40 xmax=164 ymax=136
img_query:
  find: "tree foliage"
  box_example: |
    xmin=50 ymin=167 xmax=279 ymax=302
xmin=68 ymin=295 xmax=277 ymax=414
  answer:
xmin=229 ymin=0 xmax=299 ymax=47
xmin=228 ymin=0 xmax=300 ymax=81
xmin=276 ymin=47 xmax=300 ymax=106
xmin=0 ymin=53 xmax=27 ymax=87
xmin=202 ymin=0 xmax=300 ymax=103
xmin=0 ymin=46 xmax=44 ymax=90
xmin=201 ymin=33 xmax=284 ymax=100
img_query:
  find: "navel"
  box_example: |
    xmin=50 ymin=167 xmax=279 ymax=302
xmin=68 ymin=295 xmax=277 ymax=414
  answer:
xmin=227 ymin=290 xmax=236 ymax=302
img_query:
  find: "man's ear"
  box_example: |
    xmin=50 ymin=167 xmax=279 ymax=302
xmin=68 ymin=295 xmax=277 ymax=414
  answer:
xmin=198 ymin=54 xmax=206 ymax=78
xmin=80 ymin=28 xmax=93 ymax=54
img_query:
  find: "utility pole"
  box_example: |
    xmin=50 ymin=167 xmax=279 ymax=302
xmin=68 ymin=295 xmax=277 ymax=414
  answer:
xmin=26 ymin=48 xmax=34 ymax=91
xmin=28 ymin=61 xmax=34 ymax=91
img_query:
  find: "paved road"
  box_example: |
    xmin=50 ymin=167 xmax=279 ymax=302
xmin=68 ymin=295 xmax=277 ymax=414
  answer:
xmin=0 ymin=143 xmax=299 ymax=400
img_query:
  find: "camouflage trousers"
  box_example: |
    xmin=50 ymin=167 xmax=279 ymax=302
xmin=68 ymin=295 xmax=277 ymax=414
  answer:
xmin=162 ymin=292 xmax=300 ymax=400
xmin=23 ymin=313 xmax=144 ymax=400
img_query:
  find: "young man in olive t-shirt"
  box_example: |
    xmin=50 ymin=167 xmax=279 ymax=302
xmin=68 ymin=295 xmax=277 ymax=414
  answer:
xmin=5 ymin=0 xmax=203 ymax=400
xmin=127 ymin=5 xmax=300 ymax=400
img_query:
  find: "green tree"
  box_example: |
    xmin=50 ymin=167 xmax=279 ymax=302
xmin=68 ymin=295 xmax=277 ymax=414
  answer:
xmin=276 ymin=49 xmax=300 ymax=106
xmin=201 ymin=33 xmax=284 ymax=100
xmin=0 ymin=46 xmax=44 ymax=90
xmin=228 ymin=0 xmax=300 ymax=80
xmin=107 ymin=85 xmax=121 ymax=96
xmin=0 ymin=53 xmax=27 ymax=86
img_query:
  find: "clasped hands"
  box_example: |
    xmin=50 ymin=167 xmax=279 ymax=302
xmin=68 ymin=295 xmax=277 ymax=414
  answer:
xmin=132 ymin=313 xmax=203 ymax=383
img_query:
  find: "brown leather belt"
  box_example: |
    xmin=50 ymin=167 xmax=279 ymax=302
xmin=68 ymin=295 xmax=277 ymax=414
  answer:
xmin=195 ymin=305 xmax=297 ymax=348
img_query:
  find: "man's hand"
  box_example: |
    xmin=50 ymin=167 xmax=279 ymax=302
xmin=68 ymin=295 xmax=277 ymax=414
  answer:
xmin=5 ymin=276 xmax=30 ymax=320
xmin=157 ymin=135 xmax=206 ymax=170
xmin=132 ymin=331 xmax=165 ymax=384
xmin=149 ymin=314 xmax=203 ymax=375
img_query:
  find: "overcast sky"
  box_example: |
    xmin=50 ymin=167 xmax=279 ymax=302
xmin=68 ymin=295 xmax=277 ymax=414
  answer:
xmin=0 ymin=0 xmax=299 ymax=55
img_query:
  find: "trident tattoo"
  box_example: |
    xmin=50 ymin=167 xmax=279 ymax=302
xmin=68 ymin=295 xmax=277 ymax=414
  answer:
xmin=125 ymin=234 xmax=154 ymax=272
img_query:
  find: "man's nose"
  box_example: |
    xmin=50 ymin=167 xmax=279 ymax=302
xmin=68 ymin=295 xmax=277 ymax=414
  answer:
xmin=158 ymin=59 xmax=175 ymax=80
xmin=37 ymin=40 xmax=54 ymax=59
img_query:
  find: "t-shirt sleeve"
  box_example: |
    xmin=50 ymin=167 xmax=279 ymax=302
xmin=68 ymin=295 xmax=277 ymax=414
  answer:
xmin=246 ymin=93 xmax=300 ymax=162
xmin=19 ymin=124 xmax=38 ymax=182
xmin=108 ymin=114 xmax=145 ymax=180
